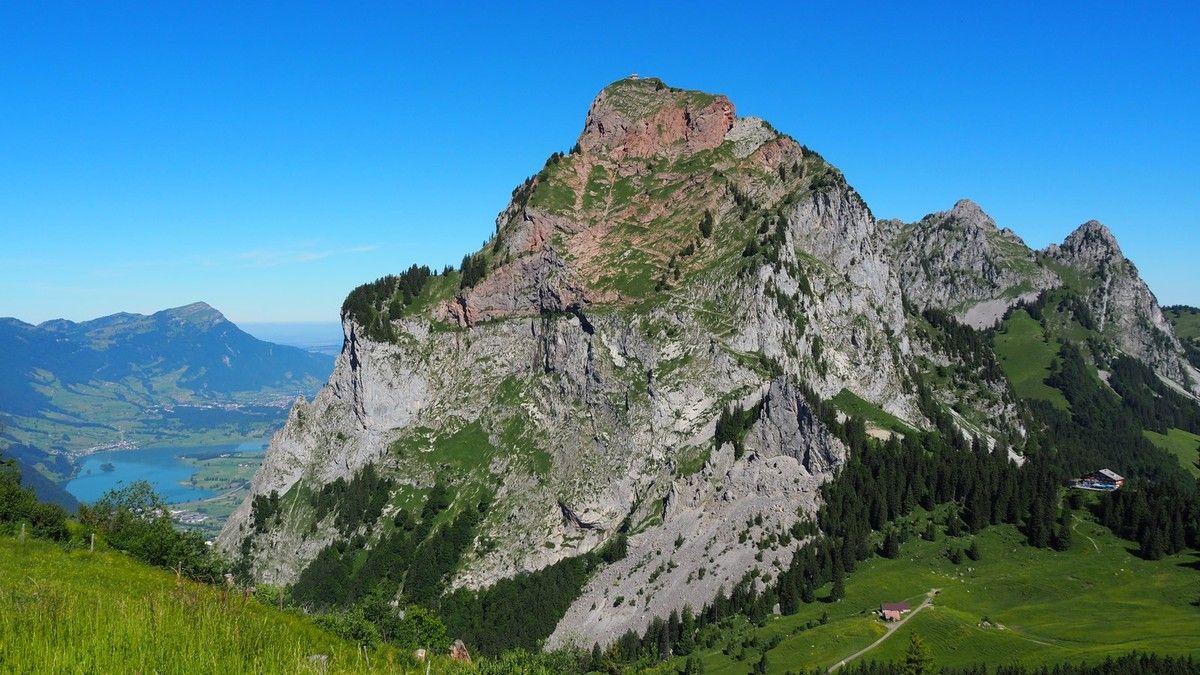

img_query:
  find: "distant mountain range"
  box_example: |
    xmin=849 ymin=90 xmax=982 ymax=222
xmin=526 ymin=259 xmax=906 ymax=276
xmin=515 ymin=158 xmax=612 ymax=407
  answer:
xmin=0 ymin=302 xmax=335 ymax=506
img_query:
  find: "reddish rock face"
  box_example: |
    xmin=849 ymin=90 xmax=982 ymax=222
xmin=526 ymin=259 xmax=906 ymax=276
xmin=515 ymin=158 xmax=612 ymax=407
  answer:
xmin=578 ymin=79 xmax=735 ymax=159
xmin=438 ymin=249 xmax=612 ymax=327
xmin=438 ymin=78 xmax=740 ymax=327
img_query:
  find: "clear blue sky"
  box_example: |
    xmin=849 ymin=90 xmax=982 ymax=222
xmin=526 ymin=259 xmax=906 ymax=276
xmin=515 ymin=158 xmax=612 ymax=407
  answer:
xmin=1 ymin=2 xmax=1196 ymax=323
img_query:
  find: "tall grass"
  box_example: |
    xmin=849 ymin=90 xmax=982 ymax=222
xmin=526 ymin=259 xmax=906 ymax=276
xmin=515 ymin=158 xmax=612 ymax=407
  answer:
xmin=0 ymin=538 xmax=426 ymax=674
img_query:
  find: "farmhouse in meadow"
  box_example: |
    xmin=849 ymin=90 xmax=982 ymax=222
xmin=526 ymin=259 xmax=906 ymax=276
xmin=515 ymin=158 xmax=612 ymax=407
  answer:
xmin=880 ymin=602 xmax=911 ymax=621
xmin=1074 ymin=469 xmax=1125 ymax=491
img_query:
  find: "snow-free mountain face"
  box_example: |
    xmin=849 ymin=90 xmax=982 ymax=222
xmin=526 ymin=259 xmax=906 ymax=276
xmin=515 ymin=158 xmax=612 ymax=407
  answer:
xmin=219 ymin=77 xmax=1199 ymax=649
xmin=883 ymin=199 xmax=1060 ymax=329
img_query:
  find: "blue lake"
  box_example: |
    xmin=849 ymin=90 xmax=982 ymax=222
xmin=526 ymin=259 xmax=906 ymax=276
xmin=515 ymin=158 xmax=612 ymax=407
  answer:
xmin=65 ymin=441 xmax=265 ymax=505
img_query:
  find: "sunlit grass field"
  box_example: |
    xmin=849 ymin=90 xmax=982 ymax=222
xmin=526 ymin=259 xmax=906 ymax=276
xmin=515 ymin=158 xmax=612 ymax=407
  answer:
xmin=1144 ymin=427 xmax=1200 ymax=478
xmin=660 ymin=514 xmax=1200 ymax=674
xmin=993 ymin=310 xmax=1070 ymax=411
xmin=0 ymin=537 xmax=431 ymax=674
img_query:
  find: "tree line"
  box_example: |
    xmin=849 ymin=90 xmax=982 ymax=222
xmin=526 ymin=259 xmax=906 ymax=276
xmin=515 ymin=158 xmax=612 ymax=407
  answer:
xmin=341 ymin=264 xmax=443 ymax=341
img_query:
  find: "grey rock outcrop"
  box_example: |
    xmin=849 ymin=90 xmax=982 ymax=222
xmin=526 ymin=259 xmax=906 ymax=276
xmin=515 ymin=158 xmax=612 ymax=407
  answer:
xmin=549 ymin=378 xmax=845 ymax=649
xmin=886 ymin=199 xmax=1059 ymax=328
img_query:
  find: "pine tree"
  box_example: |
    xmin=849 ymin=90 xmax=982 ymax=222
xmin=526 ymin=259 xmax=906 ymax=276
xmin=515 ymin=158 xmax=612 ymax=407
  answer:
xmin=947 ymin=508 xmax=963 ymax=537
xmin=1052 ymin=508 xmax=1073 ymax=552
xmin=676 ymin=608 xmax=696 ymax=655
xmin=966 ymin=538 xmax=981 ymax=561
xmin=1140 ymin=526 xmax=1165 ymax=560
xmin=947 ymin=546 xmax=963 ymax=565
xmin=903 ymin=632 xmax=933 ymax=675
xmin=829 ymin=562 xmax=845 ymax=602
xmin=882 ymin=530 xmax=900 ymax=558
xmin=590 ymin=643 xmax=602 ymax=672
xmin=800 ymin=580 xmax=815 ymax=604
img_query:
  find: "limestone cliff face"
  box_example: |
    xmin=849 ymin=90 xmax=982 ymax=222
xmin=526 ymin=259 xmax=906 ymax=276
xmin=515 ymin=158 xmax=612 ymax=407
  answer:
xmin=218 ymin=76 xmax=1194 ymax=648
xmin=215 ymin=320 xmax=431 ymax=582
xmin=1045 ymin=221 xmax=1199 ymax=395
xmin=886 ymin=199 xmax=1060 ymax=328
xmin=549 ymin=379 xmax=845 ymax=649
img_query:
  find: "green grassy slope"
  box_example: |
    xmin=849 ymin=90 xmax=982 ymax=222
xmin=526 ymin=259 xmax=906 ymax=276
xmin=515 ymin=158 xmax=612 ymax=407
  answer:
xmin=831 ymin=389 xmax=917 ymax=436
xmin=0 ymin=537 xmax=436 ymax=674
xmin=1144 ymin=428 xmax=1200 ymax=478
xmin=1164 ymin=306 xmax=1200 ymax=341
xmin=993 ymin=310 xmax=1070 ymax=410
xmin=658 ymin=516 xmax=1200 ymax=674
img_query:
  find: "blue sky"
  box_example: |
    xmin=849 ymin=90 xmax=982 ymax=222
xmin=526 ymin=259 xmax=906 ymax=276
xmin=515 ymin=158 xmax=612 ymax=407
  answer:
xmin=1 ymin=2 xmax=1197 ymax=323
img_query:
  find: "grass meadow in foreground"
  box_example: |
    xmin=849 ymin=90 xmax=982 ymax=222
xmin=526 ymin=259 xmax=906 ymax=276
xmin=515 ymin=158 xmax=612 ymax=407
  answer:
xmin=0 ymin=537 xmax=428 ymax=674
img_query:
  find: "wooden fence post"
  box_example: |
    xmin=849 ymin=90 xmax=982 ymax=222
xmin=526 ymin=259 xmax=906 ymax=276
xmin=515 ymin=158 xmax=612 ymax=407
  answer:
xmin=90 ymin=533 xmax=95 ymax=553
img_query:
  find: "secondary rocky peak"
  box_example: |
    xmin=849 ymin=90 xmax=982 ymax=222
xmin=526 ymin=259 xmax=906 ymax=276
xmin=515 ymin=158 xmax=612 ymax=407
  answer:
xmin=890 ymin=199 xmax=1059 ymax=327
xmin=947 ymin=198 xmax=994 ymax=227
xmin=1052 ymin=220 xmax=1123 ymax=266
xmin=578 ymin=77 xmax=735 ymax=159
xmin=1045 ymin=220 xmax=1197 ymax=395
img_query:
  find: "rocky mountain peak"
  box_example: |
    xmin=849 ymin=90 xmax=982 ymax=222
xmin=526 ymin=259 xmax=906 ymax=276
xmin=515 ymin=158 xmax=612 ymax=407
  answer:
xmin=947 ymin=198 xmax=995 ymax=228
xmin=890 ymin=199 xmax=1059 ymax=327
xmin=577 ymin=76 xmax=735 ymax=159
xmin=1045 ymin=220 xmax=1197 ymax=395
xmin=222 ymin=78 xmax=1199 ymax=655
xmin=1052 ymin=220 xmax=1123 ymax=267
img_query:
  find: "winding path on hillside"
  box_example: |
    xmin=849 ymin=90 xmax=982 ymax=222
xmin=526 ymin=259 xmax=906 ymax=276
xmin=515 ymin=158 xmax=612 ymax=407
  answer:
xmin=1072 ymin=514 xmax=1101 ymax=552
xmin=828 ymin=588 xmax=939 ymax=672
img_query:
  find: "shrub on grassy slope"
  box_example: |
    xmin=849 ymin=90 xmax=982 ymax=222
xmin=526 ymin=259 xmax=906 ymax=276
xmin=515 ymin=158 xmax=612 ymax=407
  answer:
xmin=0 ymin=458 xmax=68 ymax=540
xmin=79 ymin=480 xmax=226 ymax=583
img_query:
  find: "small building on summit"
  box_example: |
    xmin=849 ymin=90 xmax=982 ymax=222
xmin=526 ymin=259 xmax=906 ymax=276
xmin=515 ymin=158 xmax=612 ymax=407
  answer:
xmin=880 ymin=602 xmax=911 ymax=621
xmin=1076 ymin=469 xmax=1125 ymax=491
